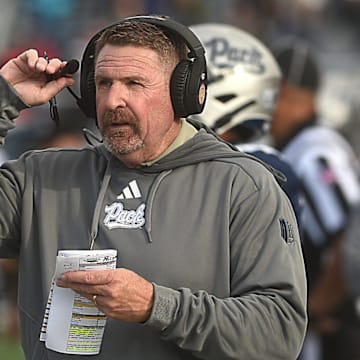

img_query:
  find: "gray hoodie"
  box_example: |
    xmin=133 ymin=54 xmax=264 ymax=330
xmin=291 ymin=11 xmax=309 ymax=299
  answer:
xmin=0 ymin=76 xmax=307 ymax=360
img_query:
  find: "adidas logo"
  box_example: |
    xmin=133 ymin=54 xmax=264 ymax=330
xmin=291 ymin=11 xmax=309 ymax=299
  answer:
xmin=117 ymin=180 xmax=142 ymax=200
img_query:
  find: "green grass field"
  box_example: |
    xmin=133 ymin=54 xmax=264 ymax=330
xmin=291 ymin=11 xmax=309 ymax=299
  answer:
xmin=0 ymin=335 xmax=24 ymax=360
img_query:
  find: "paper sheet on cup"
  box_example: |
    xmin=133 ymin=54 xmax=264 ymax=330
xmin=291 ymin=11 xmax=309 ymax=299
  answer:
xmin=39 ymin=249 xmax=117 ymax=355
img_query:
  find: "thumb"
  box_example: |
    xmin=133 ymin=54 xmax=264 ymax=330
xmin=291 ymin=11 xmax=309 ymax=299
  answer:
xmin=47 ymin=76 xmax=75 ymax=95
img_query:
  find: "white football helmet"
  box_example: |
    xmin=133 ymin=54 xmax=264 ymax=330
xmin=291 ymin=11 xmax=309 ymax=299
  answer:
xmin=190 ymin=23 xmax=282 ymax=141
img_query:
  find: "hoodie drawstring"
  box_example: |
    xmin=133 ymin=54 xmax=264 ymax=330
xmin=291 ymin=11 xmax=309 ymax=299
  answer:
xmin=143 ymin=169 xmax=172 ymax=243
xmin=89 ymin=158 xmax=112 ymax=249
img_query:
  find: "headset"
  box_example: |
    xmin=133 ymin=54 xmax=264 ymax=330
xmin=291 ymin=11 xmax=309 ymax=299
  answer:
xmin=76 ymin=15 xmax=208 ymax=120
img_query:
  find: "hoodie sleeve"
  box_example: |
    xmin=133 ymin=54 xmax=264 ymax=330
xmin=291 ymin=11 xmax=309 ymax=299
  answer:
xmin=0 ymin=155 xmax=24 ymax=257
xmin=146 ymin=163 xmax=308 ymax=360
xmin=0 ymin=75 xmax=29 ymax=146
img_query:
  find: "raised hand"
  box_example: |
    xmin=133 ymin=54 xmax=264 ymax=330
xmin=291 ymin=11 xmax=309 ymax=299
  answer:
xmin=0 ymin=49 xmax=75 ymax=106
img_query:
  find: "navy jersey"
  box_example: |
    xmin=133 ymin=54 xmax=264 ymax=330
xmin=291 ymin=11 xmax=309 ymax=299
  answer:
xmin=238 ymin=143 xmax=303 ymax=227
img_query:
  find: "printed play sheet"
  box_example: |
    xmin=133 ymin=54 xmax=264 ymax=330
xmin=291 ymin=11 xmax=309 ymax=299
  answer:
xmin=40 ymin=249 xmax=117 ymax=355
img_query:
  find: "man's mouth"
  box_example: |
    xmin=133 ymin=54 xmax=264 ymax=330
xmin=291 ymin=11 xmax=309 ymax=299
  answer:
xmin=109 ymin=120 xmax=132 ymax=127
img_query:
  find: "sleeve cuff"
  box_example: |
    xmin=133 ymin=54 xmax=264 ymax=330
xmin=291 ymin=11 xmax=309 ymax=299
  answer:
xmin=144 ymin=283 xmax=179 ymax=331
xmin=0 ymin=75 xmax=30 ymax=146
xmin=0 ymin=75 xmax=30 ymax=113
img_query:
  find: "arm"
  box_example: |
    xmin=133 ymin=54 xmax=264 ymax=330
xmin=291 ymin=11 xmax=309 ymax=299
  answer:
xmin=0 ymin=75 xmax=28 ymax=145
xmin=150 ymin=176 xmax=307 ymax=359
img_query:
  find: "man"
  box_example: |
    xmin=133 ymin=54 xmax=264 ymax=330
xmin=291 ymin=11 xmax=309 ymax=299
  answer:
xmin=270 ymin=38 xmax=360 ymax=360
xmin=0 ymin=15 xmax=307 ymax=360
xmin=189 ymin=23 xmax=303 ymax=225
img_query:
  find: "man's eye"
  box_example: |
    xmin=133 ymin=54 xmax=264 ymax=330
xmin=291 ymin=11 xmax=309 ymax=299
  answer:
xmin=96 ymin=79 xmax=112 ymax=89
xmin=128 ymin=80 xmax=143 ymax=87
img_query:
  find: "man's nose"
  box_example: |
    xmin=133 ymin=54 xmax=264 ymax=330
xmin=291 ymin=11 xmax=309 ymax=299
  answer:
xmin=105 ymin=82 xmax=128 ymax=109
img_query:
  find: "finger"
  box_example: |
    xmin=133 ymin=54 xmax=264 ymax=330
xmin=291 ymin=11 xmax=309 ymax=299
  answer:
xmin=77 ymin=291 xmax=98 ymax=303
xmin=45 ymin=60 xmax=76 ymax=81
xmin=35 ymin=77 xmax=75 ymax=103
xmin=45 ymin=58 xmax=63 ymax=75
xmin=92 ymin=294 xmax=108 ymax=312
xmin=21 ymin=49 xmax=48 ymax=72
xmin=59 ymin=282 xmax=108 ymax=298
xmin=58 ymin=269 xmax=113 ymax=286
xmin=18 ymin=49 xmax=39 ymax=68
xmin=35 ymin=58 xmax=48 ymax=73
xmin=76 ymin=291 xmax=106 ymax=312
xmin=89 ymin=294 xmax=107 ymax=312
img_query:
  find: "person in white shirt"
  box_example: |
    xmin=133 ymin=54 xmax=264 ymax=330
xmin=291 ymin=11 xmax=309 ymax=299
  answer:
xmin=270 ymin=37 xmax=360 ymax=360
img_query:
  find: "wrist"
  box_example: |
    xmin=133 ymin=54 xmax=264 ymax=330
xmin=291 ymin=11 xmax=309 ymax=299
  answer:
xmin=0 ymin=75 xmax=30 ymax=111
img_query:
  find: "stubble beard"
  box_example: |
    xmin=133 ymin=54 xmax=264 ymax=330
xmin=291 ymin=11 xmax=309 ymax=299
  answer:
xmin=101 ymin=109 xmax=144 ymax=156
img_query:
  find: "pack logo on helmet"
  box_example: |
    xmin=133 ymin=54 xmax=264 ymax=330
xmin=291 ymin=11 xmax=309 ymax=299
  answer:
xmin=204 ymin=37 xmax=266 ymax=74
xmin=189 ymin=23 xmax=282 ymax=139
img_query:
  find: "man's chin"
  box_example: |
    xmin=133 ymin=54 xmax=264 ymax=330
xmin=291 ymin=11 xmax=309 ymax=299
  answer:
xmin=103 ymin=137 xmax=144 ymax=156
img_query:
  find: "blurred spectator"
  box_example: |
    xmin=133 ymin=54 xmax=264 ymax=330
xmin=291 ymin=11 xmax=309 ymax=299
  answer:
xmin=270 ymin=37 xmax=360 ymax=360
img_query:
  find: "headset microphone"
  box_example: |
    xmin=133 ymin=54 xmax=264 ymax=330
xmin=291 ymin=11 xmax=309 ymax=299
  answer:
xmin=60 ymin=59 xmax=80 ymax=77
xmin=45 ymin=57 xmax=80 ymax=126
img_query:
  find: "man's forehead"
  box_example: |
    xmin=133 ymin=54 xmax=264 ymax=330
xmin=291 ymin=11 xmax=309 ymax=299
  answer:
xmin=96 ymin=46 xmax=160 ymax=67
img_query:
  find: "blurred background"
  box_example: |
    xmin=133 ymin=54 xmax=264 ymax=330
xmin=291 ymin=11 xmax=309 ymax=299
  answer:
xmin=1 ymin=0 xmax=360 ymax=359
xmin=1 ymin=0 xmax=360 ymax=158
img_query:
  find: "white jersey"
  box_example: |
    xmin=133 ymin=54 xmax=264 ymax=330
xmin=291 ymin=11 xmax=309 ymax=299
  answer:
xmin=282 ymin=125 xmax=360 ymax=247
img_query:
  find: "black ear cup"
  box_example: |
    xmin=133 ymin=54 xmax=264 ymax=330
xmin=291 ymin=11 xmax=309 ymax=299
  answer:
xmin=170 ymin=59 xmax=207 ymax=117
xmin=171 ymin=60 xmax=191 ymax=117
xmin=77 ymin=68 xmax=95 ymax=119
xmin=78 ymin=16 xmax=207 ymax=121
